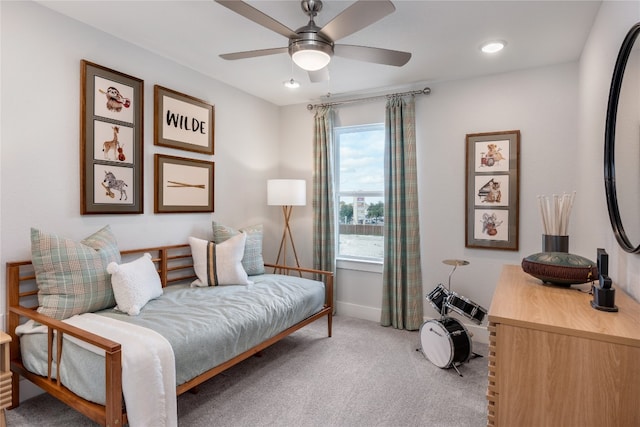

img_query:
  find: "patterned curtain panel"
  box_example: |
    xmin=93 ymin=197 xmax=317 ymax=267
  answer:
xmin=381 ymin=96 xmax=424 ymax=330
xmin=312 ymin=106 xmax=336 ymax=308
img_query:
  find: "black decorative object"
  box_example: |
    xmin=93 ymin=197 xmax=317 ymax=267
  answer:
xmin=591 ymin=248 xmax=618 ymax=312
xmin=542 ymin=234 xmax=569 ymax=253
xmin=604 ymin=22 xmax=640 ymax=253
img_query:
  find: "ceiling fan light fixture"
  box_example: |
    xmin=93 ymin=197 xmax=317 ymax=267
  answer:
xmin=292 ymin=49 xmax=331 ymax=71
xmin=289 ymin=38 xmax=333 ymax=71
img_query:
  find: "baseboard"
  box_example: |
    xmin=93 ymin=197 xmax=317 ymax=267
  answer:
xmin=336 ymin=301 xmax=381 ymax=323
xmin=335 ymin=302 xmax=489 ymax=344
xmin=465 ymin=322 xmax=489 ymax=345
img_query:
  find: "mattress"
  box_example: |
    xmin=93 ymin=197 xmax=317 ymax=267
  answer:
xmin=19 ymin=273 xmax=326 ymax=404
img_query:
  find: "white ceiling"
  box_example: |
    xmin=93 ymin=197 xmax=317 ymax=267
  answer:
xmin=37 ymin=0 xmax=602 ymax=106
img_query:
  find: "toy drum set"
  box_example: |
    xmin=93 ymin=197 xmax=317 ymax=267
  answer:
xmin=419 ymin=260 xmax=487 ymax=376
xmin=427 ymin=284 xmax=487 ymax=324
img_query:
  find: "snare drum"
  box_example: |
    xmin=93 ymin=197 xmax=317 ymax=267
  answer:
xmin=426 ymin=284 xmax=450 ymax=315
xmin=446 ymin=292 xmax=488 ymax=325
xmin=420 ymin=318 xmax=472 ymax=369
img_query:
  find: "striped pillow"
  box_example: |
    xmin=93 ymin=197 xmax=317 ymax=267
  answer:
xmin=212 ymin=222 xmax=264 ymax=275
xmin=189 ymin=233 xmax=252 ymax=287
xmin=31 ymin=226 xmax=120 ymax=320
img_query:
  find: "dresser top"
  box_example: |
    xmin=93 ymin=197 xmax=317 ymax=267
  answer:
xmin=489 ymin=265 xmax=640 ymax=347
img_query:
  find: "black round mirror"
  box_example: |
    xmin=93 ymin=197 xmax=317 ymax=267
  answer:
xmin=604 ymin=22 xmax=640 ymax=254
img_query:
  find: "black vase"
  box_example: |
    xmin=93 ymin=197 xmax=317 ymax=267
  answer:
xmin=542 ymin=234 xmax=569 ymax=253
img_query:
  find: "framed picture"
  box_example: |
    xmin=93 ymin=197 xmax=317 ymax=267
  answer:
xmin=154 ymin=154 xmax=214 ymax=213
xmin=465 ymin=130 xmax=520 ymax=250
xmin=154 ymin=85 xmax=215 ymax=155
xmin=80 ymin=60 xmax=143 ymax=214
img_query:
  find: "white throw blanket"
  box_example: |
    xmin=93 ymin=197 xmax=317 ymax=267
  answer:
xmin=17 ymin=314 xmax=177 ymax=427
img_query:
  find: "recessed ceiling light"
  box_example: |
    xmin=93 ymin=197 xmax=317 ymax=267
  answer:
xmin=481 ymin=41 xmax=506 ymax=54
xmin=284 ymin=78 xmax=300 ymax=89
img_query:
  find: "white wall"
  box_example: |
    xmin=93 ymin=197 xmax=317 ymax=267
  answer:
xmin=280 ymin=0 xmax=640 ymax=339
xmin=281 ymin=62 xmax=581 ymax=342
xmin=4 ymin=1 xmax=640 ymax=344
xmin=577 ymin=0 xmax=640 ymax=302
xmin=0 ymin=2 xmax=284 ymax=323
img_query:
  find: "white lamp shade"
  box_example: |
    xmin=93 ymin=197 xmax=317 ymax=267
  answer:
xmin=267 ymin=179 xmax=306 ymax=206
xmin=292 ymin=49 xmax=331 ymax=71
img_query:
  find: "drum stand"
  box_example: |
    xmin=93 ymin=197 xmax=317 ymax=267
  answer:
xmin=448 ymin=354 xmax=484 ymax=376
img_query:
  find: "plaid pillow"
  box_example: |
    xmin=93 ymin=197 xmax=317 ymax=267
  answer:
xmin=212 ymin=222 xmax=265 ymax=275
xmin=31 ymin=225 xmax=120 ymax=320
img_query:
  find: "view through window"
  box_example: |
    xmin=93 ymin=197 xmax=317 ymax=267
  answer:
xmin=335 ymin=123 xmax=384 ymax=260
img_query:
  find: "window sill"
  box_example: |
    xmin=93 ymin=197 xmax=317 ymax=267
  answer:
xmin=336 ymin=258 xmax=383 ymax=274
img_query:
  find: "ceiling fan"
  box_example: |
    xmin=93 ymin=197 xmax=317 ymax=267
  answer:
xmin=215 ymin=0 xmax=411 ymax=82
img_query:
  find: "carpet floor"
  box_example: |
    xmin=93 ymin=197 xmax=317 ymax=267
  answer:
xmin=6 ymin=315 xmax=489 ymax=426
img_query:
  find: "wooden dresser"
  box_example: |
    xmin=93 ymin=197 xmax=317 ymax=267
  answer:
xmin=0 ymin=331 xmax=11 ymax=427
xmin=487 ymin=265 xmax=640 ymax=427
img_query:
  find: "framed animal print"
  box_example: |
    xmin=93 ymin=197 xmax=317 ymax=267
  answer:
xmin=154 ymin=154 xmax=214 ymax=213
xmin=80 ymin=60 xmax=143 ymax=214
xmin=465 ymin=130 xmax=520 ymax=250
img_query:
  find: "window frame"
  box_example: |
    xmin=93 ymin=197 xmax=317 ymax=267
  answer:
xmin=334 ymin=123 xmax=385 ymax=263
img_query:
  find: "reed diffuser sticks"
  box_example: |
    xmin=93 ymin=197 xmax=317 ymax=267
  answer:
xmin=537 ymin=192 xmax=576 ymax=236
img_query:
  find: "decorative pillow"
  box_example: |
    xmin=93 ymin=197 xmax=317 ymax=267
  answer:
xmin=212 ymin=222 xmax=265 ymax=275
xmin=189 ymin=233 xmax=252 ymax=287
xmin=107 ymin=253 xmax=163 ymax=316
xmin=521 ymin=252 xmax=598 ymax=286
xmin=31 ymin=225 xmax=120 ymax=320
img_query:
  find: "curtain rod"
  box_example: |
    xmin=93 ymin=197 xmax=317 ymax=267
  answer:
xmin=306 ymin=87 xmax=430 ymax=110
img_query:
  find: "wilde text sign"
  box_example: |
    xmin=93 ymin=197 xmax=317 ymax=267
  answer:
xmin=154 ymin=85 xmax=215 ymax=155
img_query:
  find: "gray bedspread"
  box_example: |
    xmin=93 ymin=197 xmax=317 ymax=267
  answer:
xmin=19 ymin=273 xmax=326 ymax=404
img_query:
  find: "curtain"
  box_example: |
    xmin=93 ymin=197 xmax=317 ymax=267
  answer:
xmin=381 ymin=96 xmax=423 ymax=330
xmin=312 ymin=106 xmax=336 ymax=306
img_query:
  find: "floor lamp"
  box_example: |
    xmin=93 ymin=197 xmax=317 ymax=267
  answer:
xmin=267 ymin=179 xmax=306 ymax=275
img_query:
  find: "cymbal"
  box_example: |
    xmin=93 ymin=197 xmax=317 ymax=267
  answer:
xmin=442 ymin=259 xmax=469 ymax=266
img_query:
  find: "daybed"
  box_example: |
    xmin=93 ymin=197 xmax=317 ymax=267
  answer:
xmin=6 ymin=226 xmax=333 ymax=426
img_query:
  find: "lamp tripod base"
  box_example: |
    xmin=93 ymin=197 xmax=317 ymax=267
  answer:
xmin=274 ymin=205 xmax=302 ymax=277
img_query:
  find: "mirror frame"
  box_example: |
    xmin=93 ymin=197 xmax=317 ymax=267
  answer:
xmin=604 ymin=22 xmax=640 ymax=254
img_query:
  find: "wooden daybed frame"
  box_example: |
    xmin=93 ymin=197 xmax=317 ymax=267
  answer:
xmin=6 ymin=244 xmax=333 ymax=426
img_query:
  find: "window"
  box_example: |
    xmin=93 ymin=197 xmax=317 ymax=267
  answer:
xmin=335 ymin=124 xmax=384 ymax=261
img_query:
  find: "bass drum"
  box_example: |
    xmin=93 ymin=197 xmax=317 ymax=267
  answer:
xmin=420 ymin=318 xmax=472 ymax=369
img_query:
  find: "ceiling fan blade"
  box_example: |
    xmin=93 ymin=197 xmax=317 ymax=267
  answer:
xmin=319 ymin=0 xmax=395 ymax=42
xmin=308 ymin=67 xmax=330 ymax=83
xmin=215 ymin=0 xmax=298 ymax=39
xmin=334 ymin=44 xmax=411 ymax=67
xmin=220 ymin=47 xmax=288 ymax=60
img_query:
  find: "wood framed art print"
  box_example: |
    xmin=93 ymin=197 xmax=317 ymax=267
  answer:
xmin=80 ymin=60 xmax=143 ymax=214
xmin=154 ymin=85 xmax=214 ymax=155
xmin=465 ymin=130 xmax=520 ymax=250
xmin=154 ymin=154 xmax=214 ymax=213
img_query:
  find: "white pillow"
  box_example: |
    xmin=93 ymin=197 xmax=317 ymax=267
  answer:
xmin=189 ymin=233 xmax=252 ymax=287
xmin=107 ymin=253 xmax=163 ymax=316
